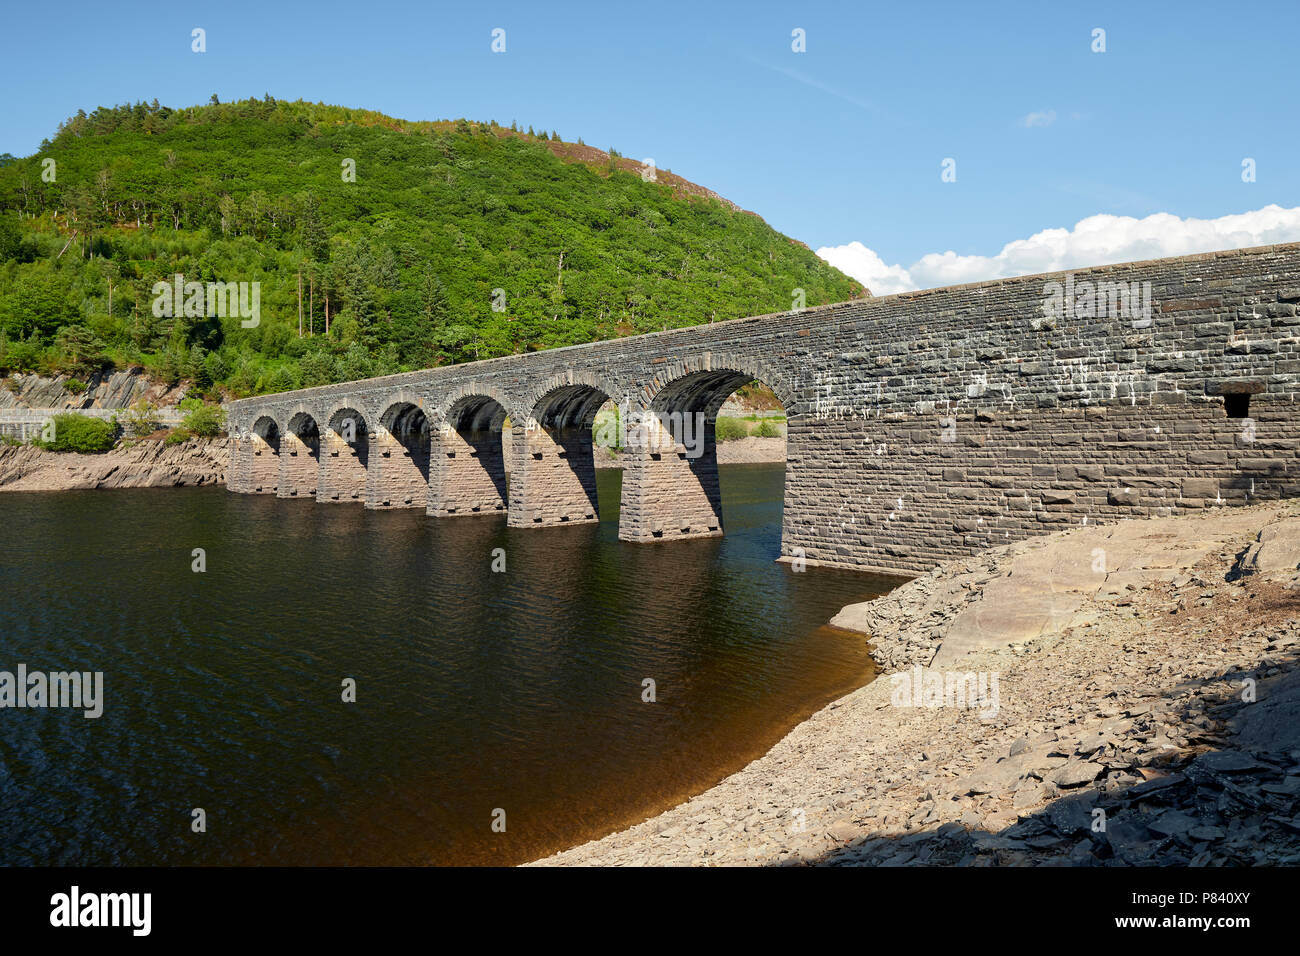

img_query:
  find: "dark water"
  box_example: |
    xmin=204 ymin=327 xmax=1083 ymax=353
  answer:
xmin=0 ymin=464 xmax=899 ymax=866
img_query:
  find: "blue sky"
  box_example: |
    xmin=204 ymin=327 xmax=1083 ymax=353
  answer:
xmin=3 ymin=0 xmax=1297 ymax=292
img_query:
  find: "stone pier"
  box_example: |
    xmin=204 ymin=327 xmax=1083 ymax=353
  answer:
xmin=617 ymin=418 xmax=723 ymax=541
xmin=277 ymin=413 xmax=319 ymax=499
xmin=427 ymin=395 xmax=508 ymax=517
xmin=318 ymin=409 xmax=368 ymax=504
xmin=507 ymin=424 xmax=600 ymax=527
xmin=367 ymin=402 xmax=430 ymax=509
xmin=245 ymin=418 xmax=279 ymax=494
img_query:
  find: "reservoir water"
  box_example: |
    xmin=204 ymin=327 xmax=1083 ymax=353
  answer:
xmin=0 ymin=463 xmax=899 ymax=865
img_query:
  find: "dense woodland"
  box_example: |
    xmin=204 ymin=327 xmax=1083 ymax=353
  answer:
xmin=0 ymin=97 xmax=864 ymax=398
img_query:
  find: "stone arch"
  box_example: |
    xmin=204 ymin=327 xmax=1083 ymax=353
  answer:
xmin=377 ymin=387 xmax=426 ymax=418
xmin=428 ymin=391 xmax=509 ymax=517
xmin=435 ymin=384 xmax=514 ymax=430
xmin=318 ymin=406 xmax=370 ymax=503
xmin=518 ymin=370 xmax=626 ymax=426
xmin=443 ymin=392 xmax=510 ymax=433
xmin=325 ymin=405 xmax=369 ymax=436
xmin=251 ymin=415 xmax=280 ymax=442
xmin=379 ymin=400 xmax=432 ymax=449
xmin=278 ymin=410 xmax=321 ymax=499
xmin=287 ymin=409 xmax=320 ymax=436
xmin=635 ymin=353 xmax=799 ymax=417
xmin=618 ymin=355 xmax=792 ymax=545
xmin=368 ymin=399 xmax=433 ymax=509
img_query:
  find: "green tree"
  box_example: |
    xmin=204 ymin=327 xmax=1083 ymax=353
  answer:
xmin=53 ymin=325 xmax=109 ymax=374
xmin=123 ymin=398 xmax=159 ymax=437
xmin=33 ymin=413 xmax=118 ymax=452
xmin=182 ymin=403 xmax=226 ymax=437
xmin=0 ymin=215 xmax=22 ymax=261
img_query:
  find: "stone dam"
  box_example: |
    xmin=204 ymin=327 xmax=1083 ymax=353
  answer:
xmin=226 ymin=243 xmax=1300 ymax=576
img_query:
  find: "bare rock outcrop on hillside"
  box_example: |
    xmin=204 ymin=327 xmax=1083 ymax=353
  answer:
xmin=0 ymin=368 xmax=189 ymax=410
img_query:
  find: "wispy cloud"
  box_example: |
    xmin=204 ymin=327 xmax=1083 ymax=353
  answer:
xmin=741 ymin=56 xmax=903 ymax=124
xmin=1021 ymin=109 xmax=1057 ymax=128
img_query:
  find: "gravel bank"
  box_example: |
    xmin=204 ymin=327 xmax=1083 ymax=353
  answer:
xmin=531 ymin=500 xmax=1300 ymax=866
xmin=0 ymin=438 xmax=228 ymax=491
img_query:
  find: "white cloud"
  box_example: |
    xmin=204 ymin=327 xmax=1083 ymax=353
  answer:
xmin=814 ymin=241 xmax=918 ymax=296
xmin=1021 ymin=109 xmax=1057 ymax=128
xmin=818 ymin=204 xmax=1300 ymax=295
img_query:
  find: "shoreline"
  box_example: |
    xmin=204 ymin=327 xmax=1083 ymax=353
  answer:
xmin=0 ymin=434 xmax=786 ymax=492
xmin=595 ymin=435 xmax=786 ymax=468
xmin=13 ymin=435 xmax=1296 ymax=867
xmin=0 ymin=438 xmax=229 ymax=491
xmin=530 ymin=499 xmax=1300 ymax=866
xmin=0 ymin=438 xmax=228 ymax=492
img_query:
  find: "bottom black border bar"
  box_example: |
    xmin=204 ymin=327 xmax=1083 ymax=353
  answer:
xmin=0 ymin=865 xmax=1276 ymax=942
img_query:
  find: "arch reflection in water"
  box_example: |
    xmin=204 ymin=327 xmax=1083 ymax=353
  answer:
xmin=0 ymin=465 xmax=901 ymax=866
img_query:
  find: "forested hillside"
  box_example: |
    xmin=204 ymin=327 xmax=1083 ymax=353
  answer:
xmin=0 ymin=97 xmax=865 ymax=398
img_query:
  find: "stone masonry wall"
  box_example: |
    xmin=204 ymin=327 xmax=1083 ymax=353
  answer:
xmin=226 ymin=243 xmax=1300 ymax=575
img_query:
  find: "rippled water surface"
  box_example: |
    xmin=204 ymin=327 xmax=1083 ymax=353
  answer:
xmin=0 ymin=464 xmax=898 ymax=865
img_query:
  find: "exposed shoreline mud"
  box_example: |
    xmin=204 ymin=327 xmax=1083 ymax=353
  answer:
xmin=0 ymin=438 xmax=228 ymax=491
xmin=531 ymin=499 xmax=1300 ymax=866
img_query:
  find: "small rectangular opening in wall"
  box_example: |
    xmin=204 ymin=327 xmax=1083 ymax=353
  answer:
xmin=1224 ymin=394 xmax=1251 ymax=418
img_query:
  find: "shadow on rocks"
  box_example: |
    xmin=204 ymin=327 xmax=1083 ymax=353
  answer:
xmin=773 ymin=642 xmax=1300 ymax=867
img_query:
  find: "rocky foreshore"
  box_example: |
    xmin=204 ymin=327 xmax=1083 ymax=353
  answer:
xmin=0 ymin=438 xmax=228 ymax=491
xmin=531 ymin=500 xmax=1300 ymax=866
